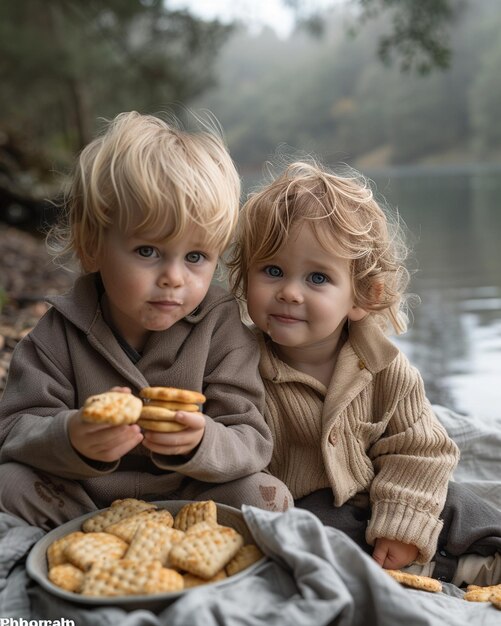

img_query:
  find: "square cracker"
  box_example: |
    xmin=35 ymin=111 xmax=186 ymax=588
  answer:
xmin=173 ymin=500 xmax=217 ymax=531
xmin=225 ymin=544 xmax=264 ymax=576
xmin=169 ymin=526 xmax=244 ymax=579
xmin=48 ymin=563 xmax=85 ymax=593
xmin=64 ymin=532 xmax=128 ymax=571
xmin=47 ymin=531 xmax=85 ymax=569
xmin=183 ymin=569 xmax=227 ymax=588
xmin=106 ymin=509 xmax=174 ymax=543
xmin=125 ymin=522 xmax=184 ymax=564
xmin=81 ymin=559 xmax=183 ymax=596
xmin=82 ymin=498 xmax=156 ymax=533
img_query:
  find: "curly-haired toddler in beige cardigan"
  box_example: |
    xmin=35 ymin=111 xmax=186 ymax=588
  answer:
xmin=227 ymin=160 xmax=501 ymax=586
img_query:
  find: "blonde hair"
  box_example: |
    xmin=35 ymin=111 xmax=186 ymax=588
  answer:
xmin=227 ymin=160 xmax=410 ymax=334
xmin=48 ymin=111 xmax=240 ymax=272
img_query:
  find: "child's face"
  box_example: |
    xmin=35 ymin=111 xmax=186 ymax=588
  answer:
xmin=94 ymin=221 xmax=219 ymax=350
xmin=246 ymin=223 xmax=365 ymax=352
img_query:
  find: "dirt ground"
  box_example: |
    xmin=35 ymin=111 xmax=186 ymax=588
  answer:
xmin=0 ymin=224 xmax=76 ymax=395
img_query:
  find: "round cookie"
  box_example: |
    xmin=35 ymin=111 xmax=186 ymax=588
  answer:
xmin=140 ymin=386 xmax=206 ymax=404
xmin=82 ymin=392 xmax=143 ymax=425
xmin=140 ymin=406 xmax=178 ymax=421
xmin=147 ymin=400 xmax=200 ymax=412
xmin=138 ymin=418 xmax=187 ymax=432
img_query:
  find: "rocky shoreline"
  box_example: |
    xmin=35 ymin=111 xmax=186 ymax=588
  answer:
xmin=0 ymin=225 xmax=75 ymax=394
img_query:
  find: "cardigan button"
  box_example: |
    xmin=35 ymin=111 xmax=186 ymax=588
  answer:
xmin=358 ymin=359 xmax=366 ymax=370
xmin=329 ymin=431 xmax=337 ymax=445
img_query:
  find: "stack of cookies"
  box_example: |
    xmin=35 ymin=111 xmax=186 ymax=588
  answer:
xmin=81 ymin=386 xmax=206 ymax=433
xmin=138 ymin=386 xmax=206 ymax=433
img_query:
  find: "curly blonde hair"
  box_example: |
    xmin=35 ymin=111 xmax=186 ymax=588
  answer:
xmin=48 ymin=110 xmax=241 ymax=272
xmin=227 ymin=160 xmax=410 ymax=334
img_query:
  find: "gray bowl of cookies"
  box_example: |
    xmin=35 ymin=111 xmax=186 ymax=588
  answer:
xmin=27 ymin=498 xmax=266 ymax=610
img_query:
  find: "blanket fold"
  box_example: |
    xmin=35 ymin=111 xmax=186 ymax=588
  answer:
xmin=2 ymin=507 xmax=500 ymax=625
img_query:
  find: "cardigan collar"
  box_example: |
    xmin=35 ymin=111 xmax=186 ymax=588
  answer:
xmin=256 ymin=315 xmax=399 ymax=386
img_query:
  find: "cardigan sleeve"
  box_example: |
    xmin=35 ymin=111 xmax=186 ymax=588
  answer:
xmin=365 ymin=357 xmax=459 ymax=563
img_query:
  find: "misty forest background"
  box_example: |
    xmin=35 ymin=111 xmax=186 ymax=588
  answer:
xmin=1 ymin=0 xmax=501 ymax=229
xmin=197 ymin=0 xmax=501 ymax=173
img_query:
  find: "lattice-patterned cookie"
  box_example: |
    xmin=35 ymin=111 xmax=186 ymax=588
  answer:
xmin=125 ymin=522 xmax=184 ymax=564
xmin=48 ymin=563 xmax=85 ymax=592
xmin=106 ymin=509 xmax=174 ymax=543
xmin=225 ymin=544 xmax=264 ymax=576
xmin=173 ymin=500 xmax=217 ymax=531
xmin=47 ymin=531 xmax=85 ymax=569
xmin=82 ymin=498 xmax=156 ymax=533
xmin=64 ymin=532 xmax=128 ymax=571
xmin=81 ymin=559 xmax=183 ymax=596
xmin=169 ymin=526 xmax=244 ymax=579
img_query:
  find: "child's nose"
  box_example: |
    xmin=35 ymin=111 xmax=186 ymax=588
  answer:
xmin=277 ymin=281 xmax=303 ymax=304
xmin=159 ymin=262 xmax=184 ymax=288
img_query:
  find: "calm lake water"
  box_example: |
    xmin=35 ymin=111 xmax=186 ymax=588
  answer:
xmin=370 ymin=167 xmax=501 ymax=422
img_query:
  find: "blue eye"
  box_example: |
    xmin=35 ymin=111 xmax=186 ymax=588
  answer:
xmin=310 ymin=272 xmax=328 ymax=285
xmin=136 ymin=246 xmax=157 ymax=258
xmin=264 ymin=265 xmax=282 ymax=278
xmin=186 ymin=252 xmax=204 ymax=263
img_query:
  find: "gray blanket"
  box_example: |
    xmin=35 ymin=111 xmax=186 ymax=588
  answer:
xmin=2 ymin=505 xmax=501 ymax=626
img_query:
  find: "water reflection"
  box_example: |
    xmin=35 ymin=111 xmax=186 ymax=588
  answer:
xmin=373 ymin=169 xmax=501 ymax=421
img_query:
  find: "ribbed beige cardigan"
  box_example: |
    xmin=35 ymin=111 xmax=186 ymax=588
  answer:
xmin=256 ymin=317 xmax=459 ymax=563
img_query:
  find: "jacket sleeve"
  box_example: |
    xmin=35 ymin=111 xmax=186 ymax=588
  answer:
xmin=0 ymin=335 xmax=118 ymax=479
xmin=152 ymin=302 xmax=272 ymax=481
xmin=365 ymin=356 xmax=460 ymax=563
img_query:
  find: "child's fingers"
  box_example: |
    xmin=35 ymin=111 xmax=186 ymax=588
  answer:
xmin=85 ymin=426 xmax=143 ymax=460
xmin=173 ymin=411 xmax=206 ymax=429
xmin=142 ymin=415 xmax=205 ymax=455
xmin=86 ymin=423 xmax=142 ymax=445
xmin=91 ymin=434 xmax=143 ymax=462
xmin=372 ymin=540 xmax=389 ymax=567
xmin=109 ymin=386 xmax=132 ymax=394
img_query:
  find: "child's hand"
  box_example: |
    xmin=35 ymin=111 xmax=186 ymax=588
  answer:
xmin=69 ymin=409 xmax=144 ymax=463
xmin=372 ymin=537 xmax=419 ymax=570
xmin=141 ymin=411 xmax=206 ymax=457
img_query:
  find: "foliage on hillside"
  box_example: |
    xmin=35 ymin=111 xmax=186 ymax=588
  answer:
xmin=194 ymin=0 xmax=501 ymax=168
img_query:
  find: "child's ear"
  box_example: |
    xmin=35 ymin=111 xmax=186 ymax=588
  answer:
xmin=348 ymin=305 xmax=367 ymax=322
xmin=371 ymin=280 xmax=385 ymax=304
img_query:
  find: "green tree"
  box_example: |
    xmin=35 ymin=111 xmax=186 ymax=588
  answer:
xmin=285 ymin=0 xmax=465 ymax=73
xmin=0 ymin=0 xmax=232 ymax=225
